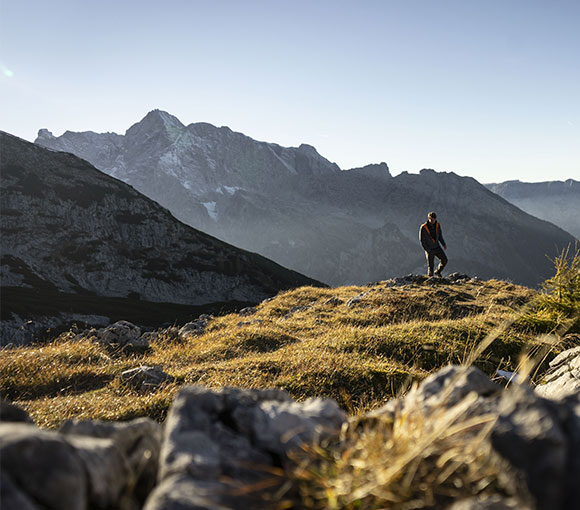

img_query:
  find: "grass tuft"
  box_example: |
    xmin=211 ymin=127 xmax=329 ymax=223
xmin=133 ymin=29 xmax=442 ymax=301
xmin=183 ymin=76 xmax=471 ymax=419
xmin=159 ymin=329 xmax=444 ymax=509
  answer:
xmin=519 ymin=244 xmax=580 ymax=334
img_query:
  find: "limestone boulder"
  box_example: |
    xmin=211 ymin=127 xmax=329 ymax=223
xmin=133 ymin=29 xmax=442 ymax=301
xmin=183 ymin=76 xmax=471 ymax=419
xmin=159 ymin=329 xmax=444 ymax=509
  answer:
xmin=535 ymin=346 xmax=580 ymax=400
xmin=0 ymin=416 xmax=162 ymax=510
xmin=120 ymin=366 xmax=174 ymax=391
xmin=145 ymin=385 xmax=348 ymax=510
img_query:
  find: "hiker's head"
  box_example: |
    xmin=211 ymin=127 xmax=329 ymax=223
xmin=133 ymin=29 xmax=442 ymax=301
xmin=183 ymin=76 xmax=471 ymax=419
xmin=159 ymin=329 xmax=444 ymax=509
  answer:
xmin=428 ymin=212 xmax=437 ymax=223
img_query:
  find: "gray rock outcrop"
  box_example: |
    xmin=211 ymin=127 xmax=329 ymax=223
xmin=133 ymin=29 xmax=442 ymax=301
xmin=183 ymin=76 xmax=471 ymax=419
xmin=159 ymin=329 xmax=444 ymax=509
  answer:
xmin=1 ymin=364 xmax=578 ymax=509
xmin=358 ymin=365 xmax=580 ymax=510
xmin=178 ymin=315 xmax=212 ymax=338
xmin=535 ymin=346 xmax=580 ymax=400
xmin=0 ymin=416 xmax=161 ymax=510
xmin=145 ymin=386 xmax=347 ymax=510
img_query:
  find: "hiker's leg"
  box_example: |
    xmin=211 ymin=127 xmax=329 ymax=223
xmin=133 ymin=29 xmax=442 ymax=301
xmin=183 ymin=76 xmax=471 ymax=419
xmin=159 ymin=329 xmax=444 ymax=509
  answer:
xmin=437 ymin=248 xmax=448 ymax=271
xmin=433 ymin=247 xmax=447 ymax=276
xmin=426 ymin=251 xmax=435 ymax=275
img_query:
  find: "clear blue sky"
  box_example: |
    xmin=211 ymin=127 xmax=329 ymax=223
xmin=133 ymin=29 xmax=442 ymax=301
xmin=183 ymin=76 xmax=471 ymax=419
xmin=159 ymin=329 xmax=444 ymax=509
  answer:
xmin=1 ymin=0 xmax=578 ymax=183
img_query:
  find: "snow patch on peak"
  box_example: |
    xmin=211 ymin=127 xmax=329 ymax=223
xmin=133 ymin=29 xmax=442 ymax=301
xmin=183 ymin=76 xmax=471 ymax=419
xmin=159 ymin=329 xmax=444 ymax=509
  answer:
xmin=202 ymin=201 xmax=218 ymax=221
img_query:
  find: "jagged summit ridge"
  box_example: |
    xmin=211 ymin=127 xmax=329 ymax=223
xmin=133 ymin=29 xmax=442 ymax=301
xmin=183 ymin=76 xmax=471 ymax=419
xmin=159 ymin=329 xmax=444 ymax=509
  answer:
xmin=34 ymin=112 xmax=577 ymax=287
xmin=37 ymin=109 xmax=340 ymax=186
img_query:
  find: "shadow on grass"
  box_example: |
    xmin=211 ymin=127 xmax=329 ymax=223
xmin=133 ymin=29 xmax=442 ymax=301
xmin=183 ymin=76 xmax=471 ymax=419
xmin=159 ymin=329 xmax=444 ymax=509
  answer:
xmin=2 ymin=372 xmax=114 ymax=401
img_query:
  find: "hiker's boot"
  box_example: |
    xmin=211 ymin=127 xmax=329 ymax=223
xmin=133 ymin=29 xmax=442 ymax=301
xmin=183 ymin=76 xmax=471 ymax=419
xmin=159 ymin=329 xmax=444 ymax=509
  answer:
xmin=434 ymin=268 xmax=442 ymax=278
xmin=427 ymin=270 xmax=433 ymax=277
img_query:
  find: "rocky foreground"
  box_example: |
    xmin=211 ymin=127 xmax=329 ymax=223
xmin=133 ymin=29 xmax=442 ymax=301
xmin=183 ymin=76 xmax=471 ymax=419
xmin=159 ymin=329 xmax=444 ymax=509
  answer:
xmin=2 ymin=349 xmax=579 ymax=510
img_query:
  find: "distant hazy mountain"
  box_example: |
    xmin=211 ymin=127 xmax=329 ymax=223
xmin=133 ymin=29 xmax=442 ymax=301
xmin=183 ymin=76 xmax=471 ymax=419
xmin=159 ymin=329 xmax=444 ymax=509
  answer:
xmin=35 ymin=110 xmax=576 ymax=287
xmin=486 ymin=180 xmax=580 ymax=239
xmin=1 ymin=132 xmax=319 ymax=344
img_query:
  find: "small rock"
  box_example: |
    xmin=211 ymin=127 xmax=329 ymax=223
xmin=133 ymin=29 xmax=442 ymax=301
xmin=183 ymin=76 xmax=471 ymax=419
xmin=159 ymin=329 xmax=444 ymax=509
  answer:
xmin=236 ymin=319 xmax=263 ymax=328
xmin=447 ymin=272 xmax=471 ymax=283
xmin=238 ymin=306 xmax=257 ymax=317
xmin=288 ymin=305 xmax=309 ymax=314
xmin=346 ymin=295 xmax=363 ymax=307
xmin=98 ymin=321 xmax=141 ymax=346
xmin=282 ymin=305 xmax=310 ymax=319
xmin=178 ymin=316 xmax=211 ymax=338
xmin=120 ymin=366 xmax=174 ymax=391
xmin=139 ymin=331 xmax=159 ymax=344
xmin=324 ymin=296 xmax=343 ymax=306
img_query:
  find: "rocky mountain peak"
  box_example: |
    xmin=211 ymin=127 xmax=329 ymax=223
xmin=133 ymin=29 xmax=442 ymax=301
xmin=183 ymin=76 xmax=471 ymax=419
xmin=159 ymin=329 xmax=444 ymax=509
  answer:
xmin=293 ymin=143 xmax=340 ymax=175
xmin=37 ymin=128 xmax=55 ymax=140
xmin=144 ymin=109 xmax=184 ymax=127
xmin=297 ymin=143 xmax=317 ymax=153
xmin=346 ymin=162 xmax=392 ymax=181
xmin=125 ymin=109 xmax=185 ymax=139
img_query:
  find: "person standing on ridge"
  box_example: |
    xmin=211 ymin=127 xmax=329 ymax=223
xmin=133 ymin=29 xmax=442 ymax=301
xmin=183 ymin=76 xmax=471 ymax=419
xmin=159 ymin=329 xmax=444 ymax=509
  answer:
xmin=419 ymin=211 xmax=448 ymax=277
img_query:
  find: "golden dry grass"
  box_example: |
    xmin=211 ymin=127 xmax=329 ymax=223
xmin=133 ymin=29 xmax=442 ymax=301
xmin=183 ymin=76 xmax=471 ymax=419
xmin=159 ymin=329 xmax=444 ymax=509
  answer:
xmin=1 ymin=277 xmax=562 ymax=429
xmin=269 ymin=391 xmax=533 ymax=510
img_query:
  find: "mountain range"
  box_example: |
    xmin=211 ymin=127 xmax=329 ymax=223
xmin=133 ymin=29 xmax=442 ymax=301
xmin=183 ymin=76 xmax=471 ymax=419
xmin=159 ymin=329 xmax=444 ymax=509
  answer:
xmin=35 ymin=110 xmax=577 ymax=288
xmin=0 ymin=132 xmax=319 ymax=345
xmin=485 ymin=180 xmax=580 ymax=239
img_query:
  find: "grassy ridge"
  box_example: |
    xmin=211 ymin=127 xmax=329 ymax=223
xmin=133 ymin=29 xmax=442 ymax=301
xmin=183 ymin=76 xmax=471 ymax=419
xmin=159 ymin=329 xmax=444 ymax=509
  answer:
xmin=3 ymin=276 xmax=569 ymax=428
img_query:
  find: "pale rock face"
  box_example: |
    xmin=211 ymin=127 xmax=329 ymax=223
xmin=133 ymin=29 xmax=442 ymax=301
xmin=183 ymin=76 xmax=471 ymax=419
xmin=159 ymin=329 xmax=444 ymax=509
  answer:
xmin=147 ymin=385 xmax=348 ymax=509
xmin=535 ymin=347 xmax=580 ymax=400
xmin=34 ymin=111 xmax=576 ymax=287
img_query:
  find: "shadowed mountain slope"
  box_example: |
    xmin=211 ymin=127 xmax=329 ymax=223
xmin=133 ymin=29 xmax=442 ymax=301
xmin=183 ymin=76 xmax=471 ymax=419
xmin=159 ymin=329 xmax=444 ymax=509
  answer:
xmin=0 ymin=131 xmax=321 ymax=344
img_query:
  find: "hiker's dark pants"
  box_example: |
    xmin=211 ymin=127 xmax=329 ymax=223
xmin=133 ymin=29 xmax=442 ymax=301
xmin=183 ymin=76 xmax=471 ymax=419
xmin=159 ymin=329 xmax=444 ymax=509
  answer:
xmin=426 ymin=247 xmax=448 ymax=274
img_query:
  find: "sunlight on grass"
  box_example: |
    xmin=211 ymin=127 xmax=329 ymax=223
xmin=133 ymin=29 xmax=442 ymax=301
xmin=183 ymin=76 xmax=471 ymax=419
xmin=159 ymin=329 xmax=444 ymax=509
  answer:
xmin=2 ymin=266 xmax=578 ymax=507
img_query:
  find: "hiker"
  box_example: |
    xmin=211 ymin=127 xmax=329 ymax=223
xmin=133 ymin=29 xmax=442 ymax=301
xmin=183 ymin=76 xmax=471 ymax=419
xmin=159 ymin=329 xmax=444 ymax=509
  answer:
xmin=419 ymin=211 xmax=448 ymax=277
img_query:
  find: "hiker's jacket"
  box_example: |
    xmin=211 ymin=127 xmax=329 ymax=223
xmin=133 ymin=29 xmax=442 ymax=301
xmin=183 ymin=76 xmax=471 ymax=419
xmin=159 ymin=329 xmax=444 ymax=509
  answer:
xmin=420 ymin=221 xmax=446 ymax=253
